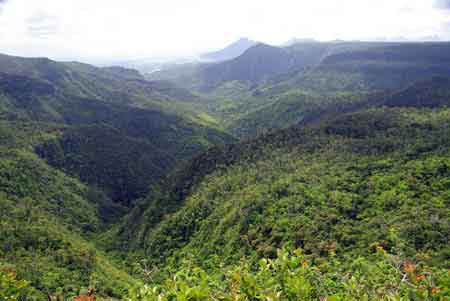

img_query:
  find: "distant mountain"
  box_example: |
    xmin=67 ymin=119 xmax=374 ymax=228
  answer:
xmin=202 ymin=43 xmax=295 ymax=84
xmin=195 ymin=42 xmax=336 ymax=88
xmin=201 ymin=38 xmax=257 ymax=62
xmin=149 ymin=41 xmax=389 ymax=89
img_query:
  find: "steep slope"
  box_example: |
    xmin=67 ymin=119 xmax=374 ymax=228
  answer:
xmin=35 ymin=125 xmax=174 ymax=205
xmin=193 ymin=42 xmax=333 ymax=90
xmin=0 ymin=122 xmax=137 ymax=299
xmin=201 ymin=43 xmax=297 ymax=84
xmin=0 ymin=54 xmax=235 ymax=207
xmin=112 ymin=107 xmax=450 ymax=279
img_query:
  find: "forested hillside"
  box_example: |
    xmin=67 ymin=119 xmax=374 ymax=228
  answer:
xmin=1 ymin=41 xmax=450 ymax=300
xmin=115 ymin=106 xmax=450 ymax=261
xmin=116 ymin=106 xmax=450 ymax=300
xmin=0 ymin=122 xmax=138 ymax=299
xmin=0 ymin=54 xmax=233 ymax=299
xmin=0 ymin=54 xmax=234 ymax=205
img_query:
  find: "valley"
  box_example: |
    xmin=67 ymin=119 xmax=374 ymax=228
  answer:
xmin=1 ymin=41 xmax=450 ymax=300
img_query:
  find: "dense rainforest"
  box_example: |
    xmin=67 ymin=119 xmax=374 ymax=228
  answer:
xmin=1 ymin=42 xmax=450 ymax=300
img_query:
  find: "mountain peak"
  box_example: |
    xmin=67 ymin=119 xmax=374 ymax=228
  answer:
xmin=238 ymin=43 xmax=286 ymax=58
xmin=202 ymin=37 xmax=258 ymax=62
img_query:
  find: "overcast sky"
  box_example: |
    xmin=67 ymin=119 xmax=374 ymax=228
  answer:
xmin=0 ymin=0 xmax=449 ymax=63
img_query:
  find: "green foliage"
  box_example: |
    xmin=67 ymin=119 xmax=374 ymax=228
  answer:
xmin=0 ymin=149 xmax=101 ymax=231
xmin=384 ymin=76 xmax=450 ymax=108
xmin=118 ymin=108 xmax=450 ymax=283
xmin=0 ymin=53 xmax=234 ymax=207
xmin=0 ymin=193 xmax=138 ymax=299
xmin=229 ymin=90 xmax=371 ymax=138
xmin=0 ymin=268 xmax=34 ymax=300
xmin=0 ymin=53 xmax=240 ymax=299
xmin=129 ymin=248 xmax=450 ymax=300
xmin=36 ymin=125 xmax=175 ymax=205
xmin=0 ymin=122 xmax=138 ymax=298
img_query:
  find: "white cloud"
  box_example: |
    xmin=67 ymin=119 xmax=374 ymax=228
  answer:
xmin=0 ymin=0 xmax=449 ymax=62
xmin=26 ymin=11 xmax=60 ymax=39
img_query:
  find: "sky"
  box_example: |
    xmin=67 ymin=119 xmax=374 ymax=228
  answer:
xmin=0 ymin=0 xmax=449 ymax=63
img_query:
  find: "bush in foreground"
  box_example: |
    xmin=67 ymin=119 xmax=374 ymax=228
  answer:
xmin=129 ymin=248 xmax=449 ymax=301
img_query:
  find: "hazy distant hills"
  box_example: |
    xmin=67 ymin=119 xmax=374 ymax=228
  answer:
xmin=145 ymin=41 xmax=450 ymax=138
xmin=151 ymin=41 xmax=450 ymax=89
xmin=146 ymin=41 xmax=382 ymax=89
xmin=147 ymin=41 xmax=332 ymax=89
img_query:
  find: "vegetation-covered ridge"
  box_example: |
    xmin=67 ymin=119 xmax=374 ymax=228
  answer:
xmin=0 ymin=53 xmax=234 ymax=208
xmin=0 ymin=122 xmax=139 ymax=299
xmin=110 ymin=107 xmax=450 ymax=299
